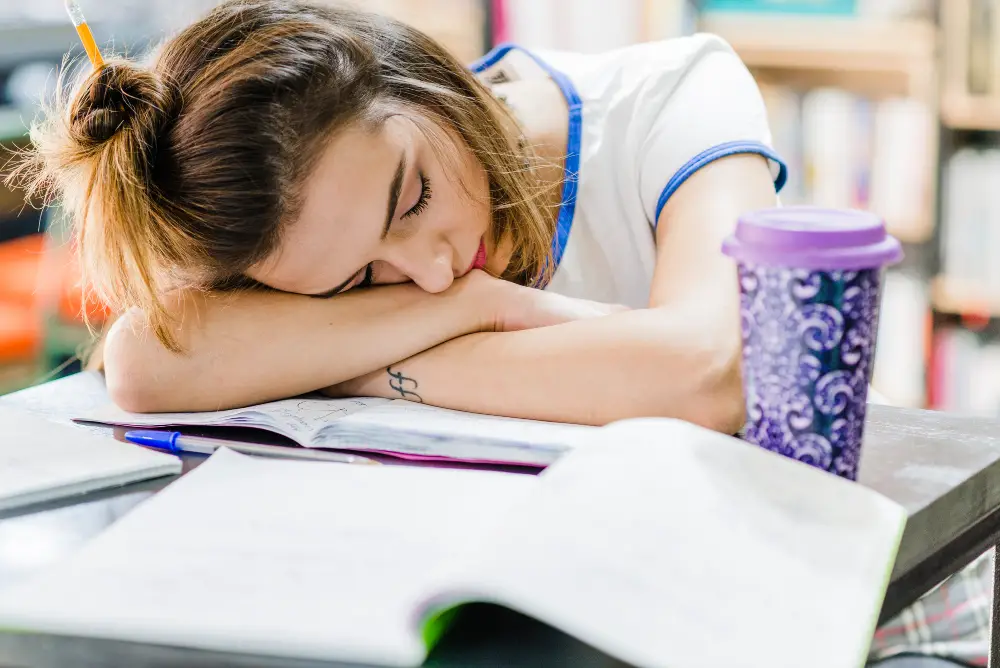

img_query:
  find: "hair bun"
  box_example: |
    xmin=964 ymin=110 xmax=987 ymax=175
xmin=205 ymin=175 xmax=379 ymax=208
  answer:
xmin=72 ymin=61 xmax=177 ymax=145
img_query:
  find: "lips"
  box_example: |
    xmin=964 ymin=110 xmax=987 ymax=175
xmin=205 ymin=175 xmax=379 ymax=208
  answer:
xmin=472 ymin=239 xmax=487 ymax=271
xmin=461 ymin=239 xmax=488 ymax=276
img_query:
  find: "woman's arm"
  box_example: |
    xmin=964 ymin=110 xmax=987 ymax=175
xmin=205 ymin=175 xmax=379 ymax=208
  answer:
xmin=103 ymin=271 xmax=620 ymax=413
xmin=327 ymin=154 xmax=777 ymax=432
xmin=103 ymin=278 xmax=492 ymax=412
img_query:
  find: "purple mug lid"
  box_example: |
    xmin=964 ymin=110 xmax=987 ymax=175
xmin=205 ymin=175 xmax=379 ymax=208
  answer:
xmin=721 ymin=206 xmax=903 ymax=271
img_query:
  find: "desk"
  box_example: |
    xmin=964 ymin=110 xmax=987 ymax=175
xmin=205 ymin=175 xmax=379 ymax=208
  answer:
xmin=2 ymin=372 xmax=1000 ymax=667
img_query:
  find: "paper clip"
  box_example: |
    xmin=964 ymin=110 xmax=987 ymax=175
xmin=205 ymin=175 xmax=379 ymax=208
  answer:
xmin=65 ymin=0 xmax=105 ymax=69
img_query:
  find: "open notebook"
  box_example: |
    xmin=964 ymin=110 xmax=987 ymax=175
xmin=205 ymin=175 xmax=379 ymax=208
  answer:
xmin=0 ymin=406 xmax=180 ymax=512
xmin=0 ymin=418 xmax=906 ymax=667
xmin=81 ymin=395 xmax=595 ymax=466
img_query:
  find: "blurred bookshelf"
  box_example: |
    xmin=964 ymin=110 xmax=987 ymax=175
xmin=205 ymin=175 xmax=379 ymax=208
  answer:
xmin=699 ymin=0 xmax=1000 ymax=418
xmin=699 ymin=14 xmax=937 ymax=99
xmin=942 ymin=97 xmax=1000 ymax=131
xmin=705 ymin=12 xmax=938 ymax=247
xmin=932 ymin=276 xmax=1000 ymax=317
xmin=932 ymin=0 xmax=1000 ymax=417
xmin=941 ymin=0 xmax=1000 ymax=130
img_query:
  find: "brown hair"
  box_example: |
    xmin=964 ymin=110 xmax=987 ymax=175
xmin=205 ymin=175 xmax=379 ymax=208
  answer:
xmin=11 ymin=0 xmax=553 ymax=351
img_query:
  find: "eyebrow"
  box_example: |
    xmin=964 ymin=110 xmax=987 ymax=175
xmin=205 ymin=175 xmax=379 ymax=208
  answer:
xmin=308 ymin=151 xmax=407 ymax=299
xmin=382 ymin=152 xmax=406 ymax=240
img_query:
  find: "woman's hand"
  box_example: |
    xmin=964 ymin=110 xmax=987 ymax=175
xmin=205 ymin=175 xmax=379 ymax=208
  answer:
xmin=471 ymin=269 xmax=630 ymax=332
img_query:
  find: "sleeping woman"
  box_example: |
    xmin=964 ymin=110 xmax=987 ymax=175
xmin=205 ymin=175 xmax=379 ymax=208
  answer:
xmin=20 ymin=0 xmax=786 ymax=426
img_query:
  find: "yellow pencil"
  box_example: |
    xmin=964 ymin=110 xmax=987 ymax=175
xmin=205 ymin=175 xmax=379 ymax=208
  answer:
xmin=65 ymin=0 xmax=104 ymax=69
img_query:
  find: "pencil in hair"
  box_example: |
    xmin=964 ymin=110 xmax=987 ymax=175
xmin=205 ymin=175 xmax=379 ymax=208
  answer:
xmin=65 ymin=0 xmax=105 ymax=68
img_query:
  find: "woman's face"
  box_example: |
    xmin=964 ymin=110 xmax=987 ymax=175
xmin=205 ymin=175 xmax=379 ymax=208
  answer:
xmin=248 ymin=115 xmax=500 ymax=297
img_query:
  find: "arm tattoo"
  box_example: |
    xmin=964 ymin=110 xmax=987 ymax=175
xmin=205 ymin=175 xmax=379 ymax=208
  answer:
xmin=386 ymin=366 xmax=423 ymax=403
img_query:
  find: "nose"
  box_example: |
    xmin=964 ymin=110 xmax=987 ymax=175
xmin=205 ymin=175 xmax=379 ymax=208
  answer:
xmin=389 ymin=239 xmax=455 ymax=294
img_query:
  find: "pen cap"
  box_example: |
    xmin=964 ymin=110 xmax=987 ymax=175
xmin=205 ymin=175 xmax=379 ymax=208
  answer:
xmin=124 ymin=430 xmax=182 ymax=452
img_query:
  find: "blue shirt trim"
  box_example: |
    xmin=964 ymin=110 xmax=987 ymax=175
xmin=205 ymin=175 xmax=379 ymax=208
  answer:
xmin=470 ymin=43 xmax=582 ymax=288
xmin=653 ymin=140 xmax=789 ymax=227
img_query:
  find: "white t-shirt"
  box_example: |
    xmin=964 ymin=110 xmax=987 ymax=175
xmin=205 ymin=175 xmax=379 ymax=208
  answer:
xmin=470 ymin=35 xmax=788 ymax=307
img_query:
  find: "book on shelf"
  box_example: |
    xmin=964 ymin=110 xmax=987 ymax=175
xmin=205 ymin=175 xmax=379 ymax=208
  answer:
xmin=366 ymin=0 xmax=486 ymax=63
xmin=942 ymin=147 xmax=1000 ymax=297
xmin=700 ymin=0 xmax=932 ymax=19
xmin=960 ymin=0 xmax=1000 ymax=97
xmin=493 ymin=0 xmax=696 ymax=51
xmin=758 ymin=83 xmax=934 ymax=240
xmin=873 ymin=271 xmax=929 ymax=408
xmin=855 ymin=0 xmax=934 ymax=19
xmin=931 ymin=327 xmax=1000 ymax=417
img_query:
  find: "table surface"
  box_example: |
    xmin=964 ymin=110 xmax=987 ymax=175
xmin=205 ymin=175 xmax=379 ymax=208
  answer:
xmin=3 ymin=372 xmax=1000 ymax=668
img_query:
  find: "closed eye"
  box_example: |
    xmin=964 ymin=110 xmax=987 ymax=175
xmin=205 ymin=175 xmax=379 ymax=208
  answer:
xmin=335 ymin=175 xmax=430 ymax=295
xmin=402 ymin=173 xmax=432 ymax=219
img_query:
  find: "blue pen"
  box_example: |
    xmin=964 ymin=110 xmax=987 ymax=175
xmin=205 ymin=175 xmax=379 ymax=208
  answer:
xmin=124 ymin=430 xmax=380 ymax=466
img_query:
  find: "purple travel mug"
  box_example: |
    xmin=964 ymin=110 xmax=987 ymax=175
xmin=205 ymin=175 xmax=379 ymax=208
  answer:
xmin=722 ymin=207 xmax=903 ymax=480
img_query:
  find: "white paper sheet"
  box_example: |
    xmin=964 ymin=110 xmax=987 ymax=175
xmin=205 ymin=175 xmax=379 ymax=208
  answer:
xmin=0 ymin=449 xmax=534 ymax=665
xmin=0 ymin=406 xmax=180 ymax=512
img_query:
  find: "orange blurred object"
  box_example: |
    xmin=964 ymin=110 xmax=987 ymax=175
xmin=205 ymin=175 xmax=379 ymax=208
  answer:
xmin=0 ymin=234 xmax=44 ymax=308
xmin=0 ymin=235 xmax=44 ymax=361
xmin=0 ymin=301 xmax=41 ymax=360
xmin=0 ymin=233 xmax=110 ymax=364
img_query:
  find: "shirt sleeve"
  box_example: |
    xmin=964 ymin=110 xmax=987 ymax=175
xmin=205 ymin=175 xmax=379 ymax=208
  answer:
xmin=636 ymin=36 xmax=788 ymax=227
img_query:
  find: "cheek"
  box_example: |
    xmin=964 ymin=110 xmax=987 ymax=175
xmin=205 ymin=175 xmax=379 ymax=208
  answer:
xmin=438 ymin=203 xmax=490 ymax=244
xmin=442 ymin=195 xmax=489 ymax=233
xmin=422 ymin=173 xmax=487 ymax=237
xmin=446 ymin=166 xmax=492 ymax=233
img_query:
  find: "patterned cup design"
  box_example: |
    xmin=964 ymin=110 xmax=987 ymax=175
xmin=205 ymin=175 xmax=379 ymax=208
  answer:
xmin=737 ymin=263 xmax=882 ymax=480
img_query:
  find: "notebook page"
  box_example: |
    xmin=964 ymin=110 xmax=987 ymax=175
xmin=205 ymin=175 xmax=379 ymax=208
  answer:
xmin=80 ymin=396 xmax=389 ymax=445
xmin=0 ymin=449 xmax=535 ymax=666
xmin=437 ymin=418 xmax=906 ymax=668
xmin=0 ymin=371 xmax=109 ymax=435
xmin=316 ymin=400 xmax=594 ymax=458
xmin=0 ymin=406 xmax=180 ymax=511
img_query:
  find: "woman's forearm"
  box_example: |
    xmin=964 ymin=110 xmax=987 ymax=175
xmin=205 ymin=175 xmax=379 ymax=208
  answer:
xmin=332 ymin=304 xmax=744 ymax=432
xmin=104 ymin=276 xmax=495 ymax=413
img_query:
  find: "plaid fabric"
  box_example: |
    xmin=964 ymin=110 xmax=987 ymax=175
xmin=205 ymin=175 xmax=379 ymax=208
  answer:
xmin=870 ymin=549 xmax=994 ymax=666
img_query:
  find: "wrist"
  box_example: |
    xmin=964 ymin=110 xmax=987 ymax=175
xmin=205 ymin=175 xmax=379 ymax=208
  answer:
xmin=450 ymin=269 xmax=510 ymax=333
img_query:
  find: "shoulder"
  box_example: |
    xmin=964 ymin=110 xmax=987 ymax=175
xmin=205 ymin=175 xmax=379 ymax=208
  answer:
xmin=537 ymin=37 xmax=784 ymax=229
xmin=470 ymin=35 xmax=754 ymax=120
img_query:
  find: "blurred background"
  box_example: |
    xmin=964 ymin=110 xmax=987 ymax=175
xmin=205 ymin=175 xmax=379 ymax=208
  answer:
xmin=0 ymin=0 xmax=994 ymax=416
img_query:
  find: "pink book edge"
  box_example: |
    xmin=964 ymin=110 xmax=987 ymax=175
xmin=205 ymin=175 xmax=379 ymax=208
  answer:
xmin=490 ymin=0 xmax=508 ymax=45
